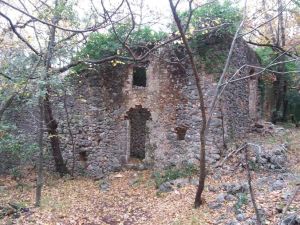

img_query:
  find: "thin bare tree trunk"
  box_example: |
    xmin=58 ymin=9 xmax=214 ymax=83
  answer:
xmin=280 ymin=186 xmax=300 ymax=220
xmin=35 ymin=98 xmax=44 ymax=207
xmin=244 ymin=146 xmax=262 ymax=225
xmin=273 ymin=0 xmax=286 ymax=123
xmin=168 ymin=0 xmax=207 ymax=208
xmin=261 ymin=0 xmax=277 ymax=44
xmin=43 ymin=5 xmax=68 ymax=176
xmin=43 ymin=94 xmax=68 ymax=176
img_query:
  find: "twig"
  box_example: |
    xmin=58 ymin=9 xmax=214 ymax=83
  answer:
xmin=206 ymin=0 xmax=247 ymax=132
xmin=280 ymin=186 xmax=300 ymax=222
xmin=244 ymin=146 xmax=262 ymax=225
xmin=217 ymin=143 xmax=247 ymax=167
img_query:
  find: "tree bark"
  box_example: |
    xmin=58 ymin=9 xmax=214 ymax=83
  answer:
xmin=35 ymin=99 xmax=44 ymax=207
xmin=42 ymin=3 xmax=68 ymax=176
xmin=168 ymin=0 xmax=207 ymax=208
xmin=244 ymin=146 xmax=262 ymax=225
xmin=276 ymin=0 xmax=286 ymax=121
xmin=43 ymin=94 xmax=68 ymax=176
xmin=261 ymin=0 xmax=277 ymax=44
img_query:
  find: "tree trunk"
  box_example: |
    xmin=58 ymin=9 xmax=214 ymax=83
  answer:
xmin=261 ymin=0 xmax=277 ymax=44
xmin=168 ymin=0 xmax=207 ymax=208
xmin=35 ymin=99 xmax=44 ymax=207
xmin=274 ymin=55 xmax=286 ymax=122
xmin=282 ymin=80 xmax=288 ymax=121
xmin=43 ymin=94 xmax=69 ymax=176
xmin=273 ymin=0 xmax=287 ymax=122
xmin=244 ymin=146 xmax=262 ymax=225
xmin=42 ymin=5 xmax=68 ymax=176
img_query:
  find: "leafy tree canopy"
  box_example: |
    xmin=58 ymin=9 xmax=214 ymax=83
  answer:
xmin=180 ymin=0 xmax=241 ymax=37
xmin=74 ymin=25 xmax=167 ymax=71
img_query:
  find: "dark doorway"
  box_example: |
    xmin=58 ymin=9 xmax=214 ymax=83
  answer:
xmin=127 ymin=106 xmax=151 ymax=160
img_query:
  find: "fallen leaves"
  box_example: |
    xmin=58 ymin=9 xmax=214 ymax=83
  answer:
xmin=0 ymin=129 xmax=299 ymax=224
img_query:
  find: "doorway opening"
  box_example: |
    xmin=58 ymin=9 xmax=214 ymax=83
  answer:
xmin=126 ymin=106 xmax=151 ymax=160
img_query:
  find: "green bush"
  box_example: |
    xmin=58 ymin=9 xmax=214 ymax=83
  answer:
xmin=256 ymin=46 xmax=300 ymax=122
xmin=0 ymin=123 xmax=38 ymax=173
xmin=153 ymin=164 xmax=198 ymax=188
xmin=73 ymin=25 xmax=167 ymax=72
xmin=234 ymin=193 xmax=248 ymax=213
xmin=185 ymin=0 xmax=241 ymax=36
xmin=176 ymin=1 xmax=241 ymax=74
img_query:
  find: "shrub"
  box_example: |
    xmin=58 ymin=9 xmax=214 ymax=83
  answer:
xmin=153 ymin=164 xmax=198 ymax=188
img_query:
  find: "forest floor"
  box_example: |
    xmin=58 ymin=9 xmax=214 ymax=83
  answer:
xmin=0 ymin=127 xmax=299 ymax=225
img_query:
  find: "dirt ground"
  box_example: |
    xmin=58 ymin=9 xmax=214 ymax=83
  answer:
xmin=0 ymin=128 xmax=299 ymax=225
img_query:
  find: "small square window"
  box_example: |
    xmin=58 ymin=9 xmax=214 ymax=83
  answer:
xmin=133 ymin=67 xmax=146 ymax=87
xmin=175 ymin=126 xmax=188 ymax=140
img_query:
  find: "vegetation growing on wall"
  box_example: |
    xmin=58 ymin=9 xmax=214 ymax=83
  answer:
xmin=179 ymin=1 xmax=242 ymax=74
xmin=74 ymin=26 xmax=167 ymax=72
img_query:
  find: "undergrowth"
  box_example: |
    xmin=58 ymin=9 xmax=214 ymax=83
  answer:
xmin=152 ymin=164 xmax=198 ymax=188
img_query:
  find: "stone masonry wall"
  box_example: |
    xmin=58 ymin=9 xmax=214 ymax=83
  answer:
xmin=56 ymin=39 xmax=260 ymax=177
xmin=0 ymin=38 xmax=260 ymax=177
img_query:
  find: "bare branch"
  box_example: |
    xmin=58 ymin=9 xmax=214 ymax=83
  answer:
xmin=206 ymin=0 xmax=247 ymax=132
xmin=280 ymin=186 xmax=300 ymax=223
xmin=0 ymin=0 xmax=108 ymax=33
xmin=244 ymin=146 xmax=262 ymax=225
xmin=0 ymin=11 xmax=41 ymax=55
xmin=169 ymin=0 xmax=207 ymax=208
xmin=247 ymin=40 xmax=299 ymax=58
xmin=239 ymin=0 xmax=293 ymax=38
xmin=0 ymin=72 xmax=13 ymax=80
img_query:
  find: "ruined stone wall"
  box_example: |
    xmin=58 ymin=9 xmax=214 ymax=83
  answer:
xmin=56 ymin=39 xmax=260 ymax=177
xmin=221 ymin=39 xmax=260 ymax=140
xmin=0 ymin=39 xmax=260 ymax=177
xmin=0 ymin=101 xmax=39 ymax=174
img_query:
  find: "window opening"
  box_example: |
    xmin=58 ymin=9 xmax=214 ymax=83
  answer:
xmin=79 ymin=151 xmax=88 ymax=162
xmin=175 ymin=126 xmax=187 ymax=140
xmin=133 ymin=67 xmax=146 ymax=87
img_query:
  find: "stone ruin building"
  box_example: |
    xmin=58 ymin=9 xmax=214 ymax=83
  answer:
xmin=57 ymin=38 xmax=260 ymax=178
xmin=0 ymin=37 xmax=260 ymax=177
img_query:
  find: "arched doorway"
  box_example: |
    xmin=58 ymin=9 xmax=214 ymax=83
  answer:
xmin=126 ymin=105 xmax=151 ymax=160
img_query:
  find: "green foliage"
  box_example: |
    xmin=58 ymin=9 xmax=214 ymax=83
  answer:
xmin=185 ymin=0 xmax=241 ymax=36
xmin=255 ymin=47 xmax=277 ymax=66
xmin=256 ymin=47 xmax=300 ymax=122
xmin=77 ymin=33 xmax=121 ymax=60
xmin=73 ymin=26 xmax=167 ymax=72
xmin=176 ymin=1 xmax=241 ymax=74
xmin=0 ymin=123 xmax=38 ymax=169
xmin=287 ymin=89 xmax=300 ymax=122
xmin=153 ymin=164 xmax=198 ymax=188
xmin=234 ymin=193 xmax=248 ymax=213
xmin=37 ymin=0 xmax=78 ymax=24
xmin=256 ymin=46 xmax=298 ymax=78
xmin=10 ymin=167 xmax=22 ymax=180
xmin=110 ymin=24 xmax=167 ymax=45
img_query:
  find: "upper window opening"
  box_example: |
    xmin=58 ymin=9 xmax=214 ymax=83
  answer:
xmin=133 ymin=67 xmax=146 ymax=87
